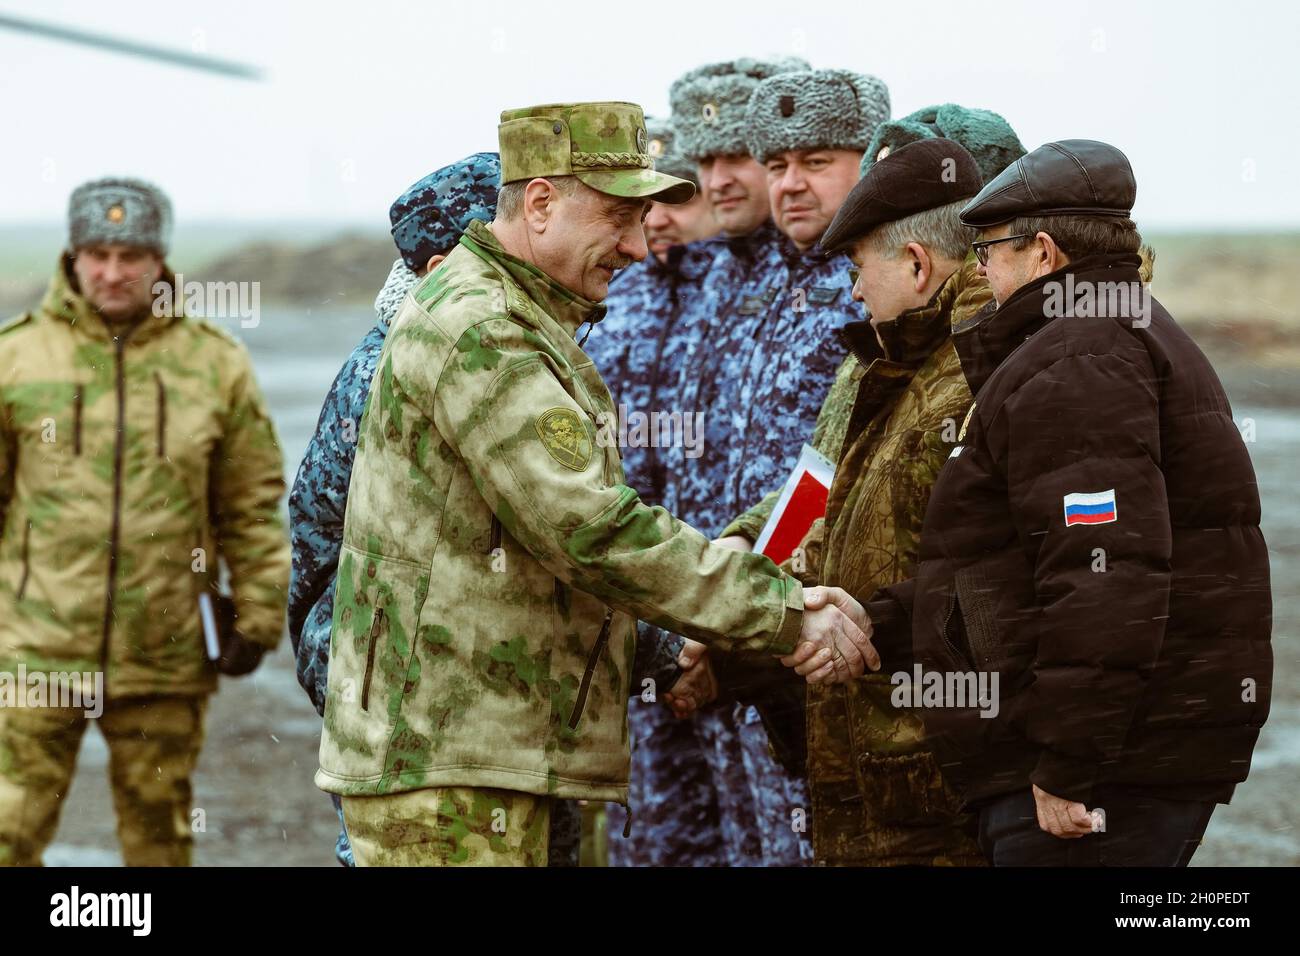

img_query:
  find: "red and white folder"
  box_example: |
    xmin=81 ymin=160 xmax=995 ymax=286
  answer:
xmin=753 ymin=444 xmax=835 ymax=566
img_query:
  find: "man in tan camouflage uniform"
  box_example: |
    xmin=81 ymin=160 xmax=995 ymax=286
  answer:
xmin=0 ymin=178 xmax=289 ymax=866
xmin=316 ymin=101 xmax=875 ymax=867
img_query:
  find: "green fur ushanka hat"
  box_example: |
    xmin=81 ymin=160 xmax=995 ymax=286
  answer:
xmin=862 ymin=103 xmax=1026 ymax=185
xmin=670 ymin=56 xmax=810 ymax=161
xmin=744 ymin=68 xmax=890 ymax=164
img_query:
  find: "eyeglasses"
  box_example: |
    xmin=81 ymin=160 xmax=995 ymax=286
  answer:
xmin=971 ymin=234 xmax=1031 ymax=266
xmin=848 ymin=267 xmax=860 ymax=288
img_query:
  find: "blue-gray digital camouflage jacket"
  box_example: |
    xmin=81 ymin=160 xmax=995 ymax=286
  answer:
xmin=667 ymin=220 xmax=856 ymax=537
xmin=651 ymin=220 xmax=858 ymax=780
xmin=586 ymin=243 xmax=716 ymax=512
xmin=721 ymin=233 xmax=857 ymax=524
xmin=288 ymin=260 xmax=420 ymax=716
xmin=585 ymin=241 xmax=718 ymax=693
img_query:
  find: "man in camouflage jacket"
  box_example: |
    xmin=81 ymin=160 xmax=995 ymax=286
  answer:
xmin=0 ymin=178 xmax=287 ymax=866
xmin=315 ymin=102 xmax=872 ymax=867
xmin=719 ymin=110 xmax=1028 ymax=865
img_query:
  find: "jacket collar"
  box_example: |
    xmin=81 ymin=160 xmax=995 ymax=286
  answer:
xmin=459 ymin=219 xmax=605 ymax=339
xmin=839 ymin=254 xmax=983 ymax=370
xmin=778 ymin=231 xmax=838 ymax=270
xmin=719 ymin=218 xmax=783 ymax=261
xmin=954 ymin=251 xmax=1143 ymax=395
xmin=42 ymin=254 xmax=182 ymax=344
xmin=654 ymin=242 xmax=714 ymax=283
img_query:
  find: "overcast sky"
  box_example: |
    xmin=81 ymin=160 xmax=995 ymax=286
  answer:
xmin=0 ymin=0 xmax=1296 ymax=230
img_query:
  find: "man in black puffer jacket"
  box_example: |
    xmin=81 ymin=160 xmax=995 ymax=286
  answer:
xmin=796 ymin=140 xmax=1272 ymax=866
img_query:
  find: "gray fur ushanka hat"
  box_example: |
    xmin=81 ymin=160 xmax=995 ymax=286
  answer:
xmin=68 ymin=177 xmax=173 ymax=255
xmin=744 ymin=69 xmax=890 ymax=164
xmin=670 ymin=56 xmax=810 ymax=161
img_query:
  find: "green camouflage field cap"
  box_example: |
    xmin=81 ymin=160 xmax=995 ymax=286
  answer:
xmin=498 ymin=101 xmax=696 ymax=204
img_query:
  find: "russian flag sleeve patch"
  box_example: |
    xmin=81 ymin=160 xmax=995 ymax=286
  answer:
xmin=1063 ymin=489 xmax=1118 ymax=527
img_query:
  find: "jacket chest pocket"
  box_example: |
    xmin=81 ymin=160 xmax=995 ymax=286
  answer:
xmin=71 ymin=384 xmax=84 ymax=455
xmin=154 ymin=372 xmax=167 ymax=458
xmin=141 ymin=372 xmax=221 ymax=470
xmin=18 ymin=381 xmax=89 ymax=462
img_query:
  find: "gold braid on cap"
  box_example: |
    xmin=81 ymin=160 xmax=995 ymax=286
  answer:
xmin=570 ymin=151 xmax=653 ymax=169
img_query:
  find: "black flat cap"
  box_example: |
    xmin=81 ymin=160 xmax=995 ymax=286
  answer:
xmin=821 ymin=138 xmax=982 ymax=252
xmin=959 ymin=139 xmax=1136 ymax=228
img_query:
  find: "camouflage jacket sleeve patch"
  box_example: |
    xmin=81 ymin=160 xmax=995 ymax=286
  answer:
xmin=535 ymin=406 xmax=592 ymax=472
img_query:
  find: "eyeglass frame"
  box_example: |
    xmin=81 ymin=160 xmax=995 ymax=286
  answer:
xmin=971 ymin=234 xmax=1032 ymax=267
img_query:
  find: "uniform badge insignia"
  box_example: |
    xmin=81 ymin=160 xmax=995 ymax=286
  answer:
xmin=536 ymin=407 xmax=592 ymax=471
xmin=1063 ymin=489 xmax=1118 ymax=527
xmin=106 ymin=204 xmax=126 ymax=223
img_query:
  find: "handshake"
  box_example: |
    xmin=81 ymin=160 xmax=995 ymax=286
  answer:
xmin=663 ymin=584 xmax=877 ymax=720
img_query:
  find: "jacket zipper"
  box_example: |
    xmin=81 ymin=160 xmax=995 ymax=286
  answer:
xmin=568 ymin=608 xmax=614 ymax=729
xmin=100 ymin=328 xmax=137 ymax=671
xmin=361 ymin=606 xmax=383 ymax=711
xmin=488 ymin=515 xmax=502 ymax=555
xmin=154 ymin=372 xmax=166 ymax=458
xmin=72 ymin=384 xmax=83 ymax=456
xmin=729 ymin=277 xmax=789 ymax=507
xmin=16 ymin=520 xmax=31 ymax=601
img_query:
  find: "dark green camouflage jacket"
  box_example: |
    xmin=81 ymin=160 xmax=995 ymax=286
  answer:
xmin=725 ymin=256 xmax=991 ymax=865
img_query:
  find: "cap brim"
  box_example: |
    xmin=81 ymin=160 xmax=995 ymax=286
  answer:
xmin=574 ymin=168 xmax=696 ymax=204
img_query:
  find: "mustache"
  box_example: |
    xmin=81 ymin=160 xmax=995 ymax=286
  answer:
xmin=598 ymin=256 xmax=633 ymax=272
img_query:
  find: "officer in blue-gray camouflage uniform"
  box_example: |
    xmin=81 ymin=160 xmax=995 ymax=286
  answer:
xmin=585 ymin=118 xmax=726 ymax=865
xmin=287 ymin=154 xmax=535 ymax=866
xmin=592 ymin=57 xmax=818 ymax=867
xmin=648 ymin=65 xmax=891 ymax=866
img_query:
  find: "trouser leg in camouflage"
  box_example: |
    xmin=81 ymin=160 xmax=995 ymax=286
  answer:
xmin=0 ymin=704 xmax=87 ymax=865
xmin=100 ymin=696 xmax=207 ymax=866
xmin=342 ymin=785 xmax=551 ymax=867
xmin=0 ymin=694 xmax=208 ymax=866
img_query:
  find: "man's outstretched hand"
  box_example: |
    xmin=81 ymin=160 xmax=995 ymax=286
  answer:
xmin=781 ymin=586 xmax=878 ymax=684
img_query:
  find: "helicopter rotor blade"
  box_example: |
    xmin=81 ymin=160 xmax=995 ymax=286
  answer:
xmin=0 ymin=13 xmax=264 ymax=80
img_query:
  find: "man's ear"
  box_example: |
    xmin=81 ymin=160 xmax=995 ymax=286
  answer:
xmin=424 ymin=253 xmax=447 ymax=274
xmin=1034 ymin=231 xmax=1067 ymax=275
xmin=522 ymin=178 xmax=558 ymax=234
xmin=906 ymin=241 xmax=932 ymax=292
